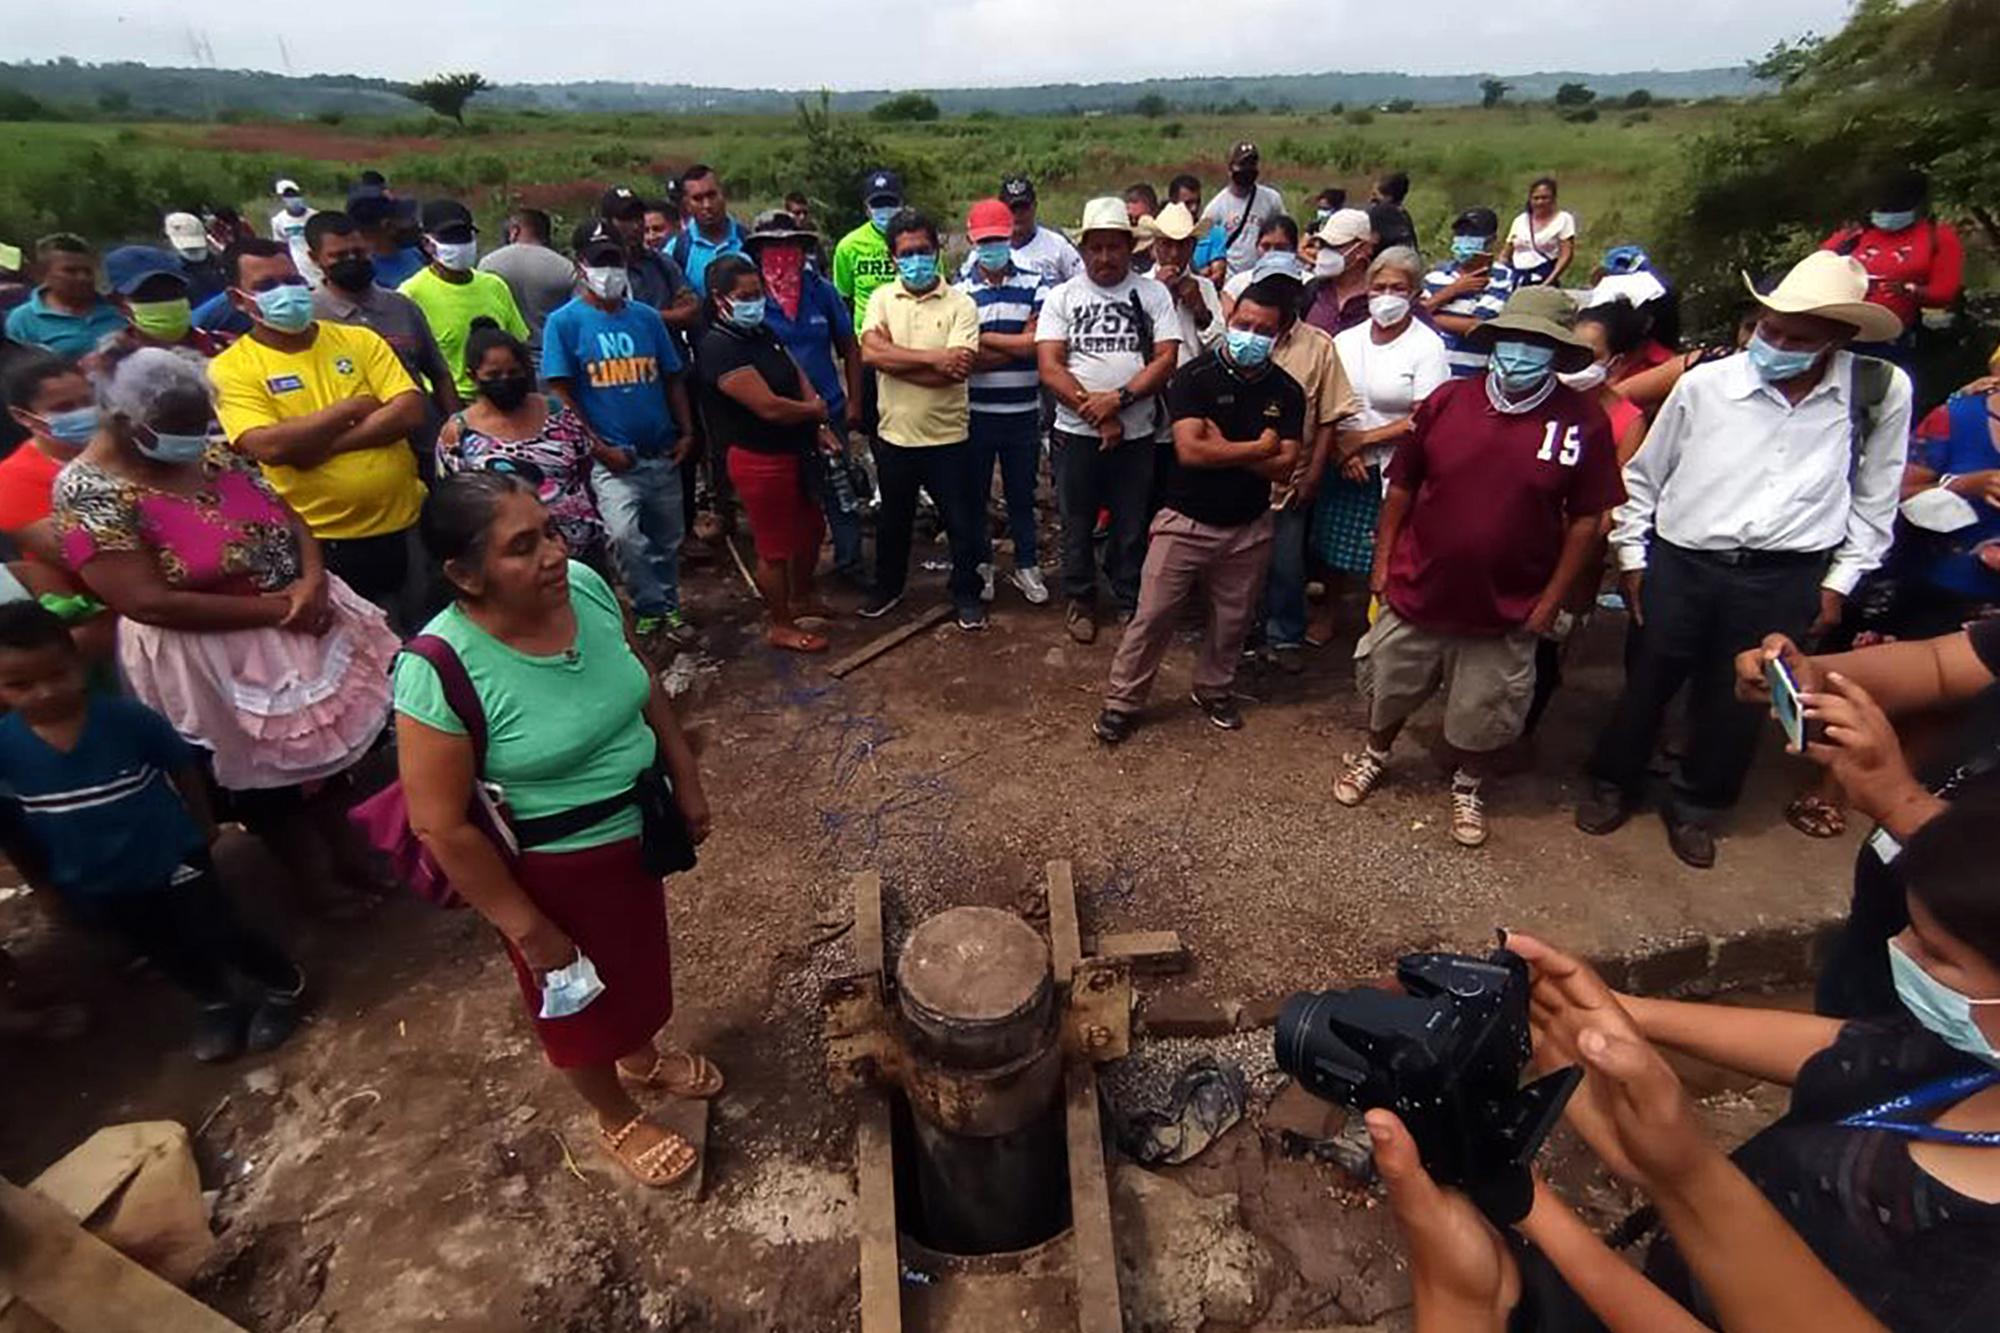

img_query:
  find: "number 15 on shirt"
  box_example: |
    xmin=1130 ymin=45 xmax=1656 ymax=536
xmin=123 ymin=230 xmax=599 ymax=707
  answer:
xmin=1536 ymin=421 xmax=1582 ymax=467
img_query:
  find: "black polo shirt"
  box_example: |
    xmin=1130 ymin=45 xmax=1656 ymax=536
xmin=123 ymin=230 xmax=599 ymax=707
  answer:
xmin=696 ymin=324 xmax=817 ymax=455
xmin=1162 ymin=350 xmax=1306 ymax=527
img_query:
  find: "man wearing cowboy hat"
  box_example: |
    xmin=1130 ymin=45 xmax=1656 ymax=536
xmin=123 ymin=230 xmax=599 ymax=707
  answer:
xmin=1582 ymin=251 xmax=1912 ymax=867
xmin=1335 ymin=285 xmax=1623 ymax=848
xmin=1145 ymin=203 xmax=1223 ymax=367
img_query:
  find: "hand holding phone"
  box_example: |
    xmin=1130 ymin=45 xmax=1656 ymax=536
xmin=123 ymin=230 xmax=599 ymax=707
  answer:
xmin=1766 ymin=656 xmax=1814 ymax=751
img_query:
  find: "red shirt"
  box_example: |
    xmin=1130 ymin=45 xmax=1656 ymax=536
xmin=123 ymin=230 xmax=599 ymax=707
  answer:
xmin=0 ymin=442 xmax=64 ymax=538
xmin=1820 ymin=221 xmax=1964 ymax=330
xmin=1384 ymin=378 xmax=1625 ymax=636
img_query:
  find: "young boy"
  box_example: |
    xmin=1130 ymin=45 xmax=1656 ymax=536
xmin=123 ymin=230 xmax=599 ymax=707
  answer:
xmin=0 ymin=603 xmax=302 ymax=1062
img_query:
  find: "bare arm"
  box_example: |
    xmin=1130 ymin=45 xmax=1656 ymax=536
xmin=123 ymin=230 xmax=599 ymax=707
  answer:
xmin=1620 ymin=994 xmax=1842 ymax=1087
xmin=666 ymin=375 xmax=694 ymax=463
xmin=658 ymin=288 xmax=701 ymax=330
xmin=74 ymin=549 xmax=288 ymax=631
xmin=973 ymin=314 xmax=1038 ymax=370
xmin=325 ymin=390 xmax=425 ymax=458
xmin=1517 ymin=1184 xmax=1712 ymax=1333
xmin=233 ymin=397 xmax=377 ymax=468
xmin=1549 ymin=236 xmax=1576 ymax=284
xmin=544 ymin=378 xmax=631 ymax=471
xmin=715 ymin=366 xmax=825 ymax=427
xmin=1430 ymin=312 xmax=1484 ymax=338
xmin=413 ymin=320 xmax=463 ymax=414
xmin=169 ymin=764 xmax=219 ymax=843
xmin=1799 ymin=630 xmax=1994 ymax=718
xmin=1037 ymin=340 xmax=1089 ymax=410
xmin=862 ymin=327 xmax=957 ymax=386
xmin=1337 ymin=416 xmax=1414 ymax=459
xmin=1172 ymin=418 xmax=1281 ymax=469
xmin=833 ymin=323 xmax=865 ymax=424
xmin=1532 ymin=512 xmax=1605 ymax=621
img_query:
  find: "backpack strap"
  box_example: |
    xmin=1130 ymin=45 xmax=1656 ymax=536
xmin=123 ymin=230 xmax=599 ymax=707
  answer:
xmin=1847 ymin=353 xmax=1896 ymax=489
xmin=669 ymin=230 xmax=694 ymax=271
xmin=402 ymin=634 xmax=487 ymax=769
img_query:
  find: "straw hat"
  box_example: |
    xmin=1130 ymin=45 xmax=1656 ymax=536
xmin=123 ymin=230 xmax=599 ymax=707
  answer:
xmin=1462 ymin=286 xmax=1597 ymax=373
xmin=1741 ymin=251 xmax=1903 ymax=343
xmin=1148 ymin=202 xmax=1198 ymax=242
xmin=1078 ymin=197 xmax=1133 ymax=237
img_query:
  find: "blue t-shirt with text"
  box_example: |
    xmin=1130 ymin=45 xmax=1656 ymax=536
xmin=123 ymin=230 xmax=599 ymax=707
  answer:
xmin=540 ymin=296 xmax=685 ymax=455
xmin=764 ymin=274 xmax=851 ymax=421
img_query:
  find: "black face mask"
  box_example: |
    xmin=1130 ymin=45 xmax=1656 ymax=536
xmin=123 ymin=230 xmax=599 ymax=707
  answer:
xmin=479 ymin=374 xmax=534 ymax=411
xmin=326 ymin=255 xmax=377 ymax=293
xmin=1232 ymin=170 xmax=1257 ymax=189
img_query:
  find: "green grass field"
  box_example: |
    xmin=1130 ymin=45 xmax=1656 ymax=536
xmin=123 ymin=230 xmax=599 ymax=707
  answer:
xmin=0 ymin=101 xmax=1729 ymax=268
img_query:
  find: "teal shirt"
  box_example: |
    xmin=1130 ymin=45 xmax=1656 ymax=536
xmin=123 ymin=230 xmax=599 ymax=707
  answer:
xmin=4 ymin=289 xmax=128 ymax=359
xmin=392 ymin=562 xmax=655 ymax=852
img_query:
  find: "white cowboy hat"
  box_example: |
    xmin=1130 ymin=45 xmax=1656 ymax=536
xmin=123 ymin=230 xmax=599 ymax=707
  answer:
xmin=1078 ymin=196 xmax=1133 ymax=237
xmin=1148 ymin=202 xmax=1198 ymax=243
xmin=1741 ymin=251 xmax=1904 ymax=343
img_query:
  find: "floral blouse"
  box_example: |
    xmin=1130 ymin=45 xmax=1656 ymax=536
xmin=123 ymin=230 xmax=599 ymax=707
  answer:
xmin=54 ymin=443 xmax=302 ymax=593
xmin=437 ymin=397 xmax=605 ymax=558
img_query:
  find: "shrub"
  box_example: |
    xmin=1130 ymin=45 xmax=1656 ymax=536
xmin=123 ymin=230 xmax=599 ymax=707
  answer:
xmin=870 ymin=93 xmax=940 ymax=124
xmin=1346 ymin=109 xmax=1376 ymax=126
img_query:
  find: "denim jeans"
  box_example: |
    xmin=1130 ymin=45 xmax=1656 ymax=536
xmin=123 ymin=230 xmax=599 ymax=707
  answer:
xmin=873 ymin=439 xmax=984 ymax=612
xmin=968 ymin=410 xmax=1041 ymax=569
xmin=1259 ymin=503 xmax=1312 ymax=648
xmin=807 ymin=424 xmax=865 ymax=575
xmin=1052 ymin=430 xmax=1153 ymax=613
xmin=591 ymin=454 xmax=685 ymax=617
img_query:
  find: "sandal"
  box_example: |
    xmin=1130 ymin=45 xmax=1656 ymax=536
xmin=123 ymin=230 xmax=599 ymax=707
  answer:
xmin=600 ymin=1114 xmax=698 ymax=1188
xmin=1785 ymin=794 xmax=1848 ymax=839
xmin=619 ymin=1048 xmax=726 ymax=1099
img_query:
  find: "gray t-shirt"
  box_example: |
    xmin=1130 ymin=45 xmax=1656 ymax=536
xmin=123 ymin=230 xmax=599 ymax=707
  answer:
xmin=477 ymin=243 xmax=579 ymax=349
xmin=1200 ymin=183 xmax=1287 ymax=275
xmin=1036 ymin=272 xmax=1179 ymax=439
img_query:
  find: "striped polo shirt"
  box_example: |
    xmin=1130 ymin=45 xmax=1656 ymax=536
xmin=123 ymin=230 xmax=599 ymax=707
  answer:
xmin=956 ymin=263 xmax=1048 ymax=415
xmin=1421 ymin=260 xmax=1518 ymax=378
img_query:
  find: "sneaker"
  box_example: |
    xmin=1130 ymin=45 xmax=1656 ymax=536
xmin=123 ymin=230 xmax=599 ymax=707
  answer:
xmin=633 ymin=614 xmax=665 ymax=636
xmin=956 ymin=604 xmax=990 ymax=632
xmin=659 ymin=609 xmax=693 ymax=643
xmin=191 ymin=1002 xmax=245 ymax=1064
xmin=1269 ymin=643 xmax=1304 ymax=675
xmin=978 ymin=563 xmax=997 ymax=603
xmin=245 ymin=989 xmax=304 ymax=1054
xmin=1193 ymin=693 xmax=1243 ymax=731
xmin=1574 ymin=781 xmax=1634 ymax=836
xmin=1010 ymin=565 xmax=1051 ymax=605
xmin=1662 ymin=812 xmax=1717 ymax=869
xmin=1333 ymin=747 xmax=1389 ymax=807
xmin=859 ymin=589 xmax=904 ymax=619
xmin=1092 ymin=709 xmax=1137 ymax=745
xmin=1066 ymin=600 xmax=1098 ymax=644
xmin=1449 ymin=778 xmax=1489 ymax=848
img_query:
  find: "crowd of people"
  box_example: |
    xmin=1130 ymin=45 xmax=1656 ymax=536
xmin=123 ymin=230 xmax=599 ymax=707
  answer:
xmin=0 ymin=139 xmax=1994 ymax=1325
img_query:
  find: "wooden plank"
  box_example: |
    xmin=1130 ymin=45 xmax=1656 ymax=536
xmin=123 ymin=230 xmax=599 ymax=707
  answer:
xmin=1045 ymin=859 xmax=1081 ymax=985
xmin=1084 ymin=930 xmax=1190 ymax=975
xmin=855 ymin=1093 xmax=903 ymax=1333
xmin=826 ymin=604 xmax=953 ymax=679
xmin=0 ymin=1178 xmax=247 ymax=1333
xmin=1063 ymin=1062 xmax=1123 ymax=1333
xmin=852 ymin=869 xmax=884 ymax=980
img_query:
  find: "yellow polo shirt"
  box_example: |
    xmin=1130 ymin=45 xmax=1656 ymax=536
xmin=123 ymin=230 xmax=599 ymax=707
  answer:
xmin=210 ymin=321 xmax=425 ymax=540
xmin=862 ymin=281 xmax=980 ymax=447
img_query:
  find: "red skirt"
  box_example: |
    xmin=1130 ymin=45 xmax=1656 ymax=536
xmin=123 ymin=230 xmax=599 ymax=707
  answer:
xmin=501 ymin=837 xmax=673 ymax=1068
xmin=727 ymin=446 xmax=825 ymax=562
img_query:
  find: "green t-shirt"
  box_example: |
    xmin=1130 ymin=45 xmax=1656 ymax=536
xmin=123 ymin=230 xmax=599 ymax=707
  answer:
xmin=397 ymin=267 xmax=531 ymax=398
xmin=392 ymin=561 xmax=655 ymax=852
xmin=832 ymin=222 xmax=897 ymax=334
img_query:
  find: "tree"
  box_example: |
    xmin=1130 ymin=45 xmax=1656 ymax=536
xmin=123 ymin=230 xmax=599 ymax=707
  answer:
xmin=1553 ymin=82 xmax=1596 ymax=107
xmin=1480 ymin=78 xmax=1511 ymax=109
xmin=404 ymin=71 xmax=491 ymax=125
xmin=1622 ymin=88 xmax=1654 ymax=109
xmin=869 ymin=93 xmax=939 ymax=123
xmin=1134 ymin=92 xmax=1170 ymax=118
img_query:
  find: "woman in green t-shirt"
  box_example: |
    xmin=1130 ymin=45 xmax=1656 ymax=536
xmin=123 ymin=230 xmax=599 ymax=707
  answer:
xmin=392 ymin=472 xmax=718 ymax=1188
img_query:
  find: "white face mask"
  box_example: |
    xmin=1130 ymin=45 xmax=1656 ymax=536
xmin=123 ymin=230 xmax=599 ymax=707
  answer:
xmin=1314 ymin=248 xmax=1346 ymax=279
xmin=430 ymin=238 xmax=479 ymax=272
xmin=1890 ymin=940 xmax=2000 ymax=1066
xmin=1368 ymin=293 xmax=1411 ymax=328
xmin=1558 ymin=361 xmax=1610 ymax=393
xmin=582 ymin=265 xmax=629 ymax=301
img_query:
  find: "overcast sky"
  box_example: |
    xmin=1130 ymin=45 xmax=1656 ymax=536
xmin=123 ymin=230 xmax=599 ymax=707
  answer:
xmin=15 ymin=0 xmax=1855 ymax=89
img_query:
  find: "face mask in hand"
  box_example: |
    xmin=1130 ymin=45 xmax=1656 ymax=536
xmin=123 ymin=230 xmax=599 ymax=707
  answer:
xmin=727 ymin=295 xmax=768 ymax=330
xmin=430 ymin=238 xmax=479 ymax=272
xmin=36 ymin=406 xmax=100 ymax=446
xmin=896 ymin=252 xmax=939 ymax=289
xmin=582 ymin=265 xmax=629 ymax=301
xmin=538 ymin=952 xmax=606 ymax=1020
xmin=1558 ymin=361 xmax=1609 ymax=393
xmin=249 ymin=283 xmax=314 ymax=334
xmin=479 ymin=374 xmax=535 ymax=411
xmin=1490 ymin=339 xmax=1557 ymax=393
xmin=1224 ymin=327 xmax=1274 ymax=369
xmin=1746 ymin=331 xmax=1823 ymax=384
xmin=135 ymin=424 xmax=210 ymax=465
xmin=1368 ymin=293 xmax=1411 ymax=328
xmin=1889 ymin=940 xmax=2000 ymax=1066
xmin=1313 ymin=248 xmax=1346 ymax=279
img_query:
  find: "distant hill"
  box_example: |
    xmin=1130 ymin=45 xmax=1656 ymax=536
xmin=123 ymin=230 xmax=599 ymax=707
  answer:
xmin=0 ymin=59 xmax=1768 ymax=120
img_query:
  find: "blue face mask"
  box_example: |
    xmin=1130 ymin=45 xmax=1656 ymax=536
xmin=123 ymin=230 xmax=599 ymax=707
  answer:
xmin=1223 ymin=327 xmax=1274 ymax=370
xmin=897 ymin=252 xmax=939 ymax=289
xmin=1451 ymin=235 xmax=1490 ymax=263
xmin=1490 ymin=340 xmax=1556 ymax=392
xmin=728 ymin=295 xmax=767 ymax=330
xmin=135 ymin=424 xmax=209 ymax=465
xmin=1746 ymin=331 xmax=1823 ymax=384
xmin=975 ymin=240 xmax=1013 ymax=273
xmin=1889 ymin=940 xmax=2000 ymax=1067
xmin=870 ymin=205 xmax=899 ymax=233
xmin=37 ymin=406 xmax=100 ymax=446
xmin=1871 ymin=209 xmax=1918 ymax=233
xmin=249 ymin=283 xmax=314 ymax=334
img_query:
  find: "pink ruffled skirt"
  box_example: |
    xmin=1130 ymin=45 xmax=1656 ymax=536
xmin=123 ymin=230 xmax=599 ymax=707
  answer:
xmin=118 ymin=576 xmax=399 ymax=791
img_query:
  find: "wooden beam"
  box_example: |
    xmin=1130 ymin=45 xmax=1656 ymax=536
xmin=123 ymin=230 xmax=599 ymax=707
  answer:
xmin=826 ymin=604 xmax=952 ymax=679
xmin=1083 ymin=930 xmax=1190 ymax=975
xmin=1063 ymin=1062 xmax=1123 ymax=1333
xmin=852 ymin=870 xmax=885 ymax=983
xmin=1045 ymin=859 xmax=1080 ymax=985
xmin=0 ymin=1178 xmax=246 ymax=1333
xmin=855 ymin=1093 xmax=902 ymax=1333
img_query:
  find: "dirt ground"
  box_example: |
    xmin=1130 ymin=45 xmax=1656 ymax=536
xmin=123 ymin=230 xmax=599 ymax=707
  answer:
xmin=0 ymin=538 xmax=1859 ymax=1332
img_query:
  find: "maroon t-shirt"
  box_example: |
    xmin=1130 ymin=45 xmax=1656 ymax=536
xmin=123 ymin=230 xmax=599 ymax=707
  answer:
xmin=1383 ymin=378 xmax=1624 ymax=636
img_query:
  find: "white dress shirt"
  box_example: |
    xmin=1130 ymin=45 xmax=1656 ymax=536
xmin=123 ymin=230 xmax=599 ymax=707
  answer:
xmin=1163 ymin=274 xmax=1224 ymax=367
xmin=1609 ymin=350 xmax=1912 ymax=595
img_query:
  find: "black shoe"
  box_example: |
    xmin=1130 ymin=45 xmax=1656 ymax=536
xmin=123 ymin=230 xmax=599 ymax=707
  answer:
xmin=1268 ymin=643 xmax=1304 ymax=675
xmin=1574 ymin=781 xmax=1634 ymax=836
xmin=1662 ymin=812 xmax=1717 ymax=869
xmin=191 ymin=1002 xmax=245 ymax=1064
xmin=245 ymin=990 xmax=304 ymax=1054
xmin=858 ymin=588 xmax=904 ymax=619
xmin=1066 ymin=600 xmax=1098 ymax=645
xmin=956 ymin=604 xmax=989 ymax=632
xmin=1093 ymin=709 xmax=1137 ymax=745
xmin=1193 ymin=693 xmax=1243 ymax=731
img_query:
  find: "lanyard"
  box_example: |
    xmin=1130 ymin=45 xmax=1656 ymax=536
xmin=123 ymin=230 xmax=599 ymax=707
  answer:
xmin=1840 ymin=1069 xmax=2000 ymax=1145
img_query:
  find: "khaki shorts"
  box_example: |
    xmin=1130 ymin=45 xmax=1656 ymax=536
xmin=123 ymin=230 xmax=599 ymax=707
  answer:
xmin=1354 ymin=607 xmax=1538 ymax=753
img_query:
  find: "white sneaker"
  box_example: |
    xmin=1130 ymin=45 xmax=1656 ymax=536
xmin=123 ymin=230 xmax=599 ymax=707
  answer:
xmin=1010 ymin=565 xmax=1051 ymax=605
xmin=979 ymin=563 xmax=996 ymax=603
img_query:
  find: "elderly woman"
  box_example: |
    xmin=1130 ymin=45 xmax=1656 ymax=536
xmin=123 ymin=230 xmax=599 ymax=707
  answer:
xmin=394 ymin=473 xmax=718 ymax=1188
xmin=1309 ymin=247 xmax=1450 ymax=642
xmin=1505 ymin=177 xmax=1576 ymax=288
xmin=53 ymin=348 xmax=398 ymax=911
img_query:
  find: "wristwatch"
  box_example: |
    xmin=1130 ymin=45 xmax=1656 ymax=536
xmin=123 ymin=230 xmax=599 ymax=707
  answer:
xmin=1117 ymin=387 xmax=1135 ymax=411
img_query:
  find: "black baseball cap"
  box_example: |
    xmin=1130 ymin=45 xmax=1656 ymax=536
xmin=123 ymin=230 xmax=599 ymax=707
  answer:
xmin=419 ymin=199 xmax=476 ymax=236
xmin=862 ymin=169 xmax=903 ymax=208
xmin=999 ymin=175 xmax=1035 ymax=206
xmin=1452 ymin=207 xmax=1500 ymax=238
xmin=599 ymin=187 xmax=646 ymax=221
xmin=572 ymin=219 xmax=626 ymax=264
xmin=1229 ymin=141 xmax=1260 ymax=166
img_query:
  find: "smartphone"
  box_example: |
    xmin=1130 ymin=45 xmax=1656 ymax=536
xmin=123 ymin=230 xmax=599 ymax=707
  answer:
xmin=1766 ymin=657 xmax=1811 ymax=750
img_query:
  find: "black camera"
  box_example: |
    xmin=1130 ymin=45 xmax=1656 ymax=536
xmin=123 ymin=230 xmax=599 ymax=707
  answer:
xmin=1274 ymin=947 xmax=1581 ymax=1224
